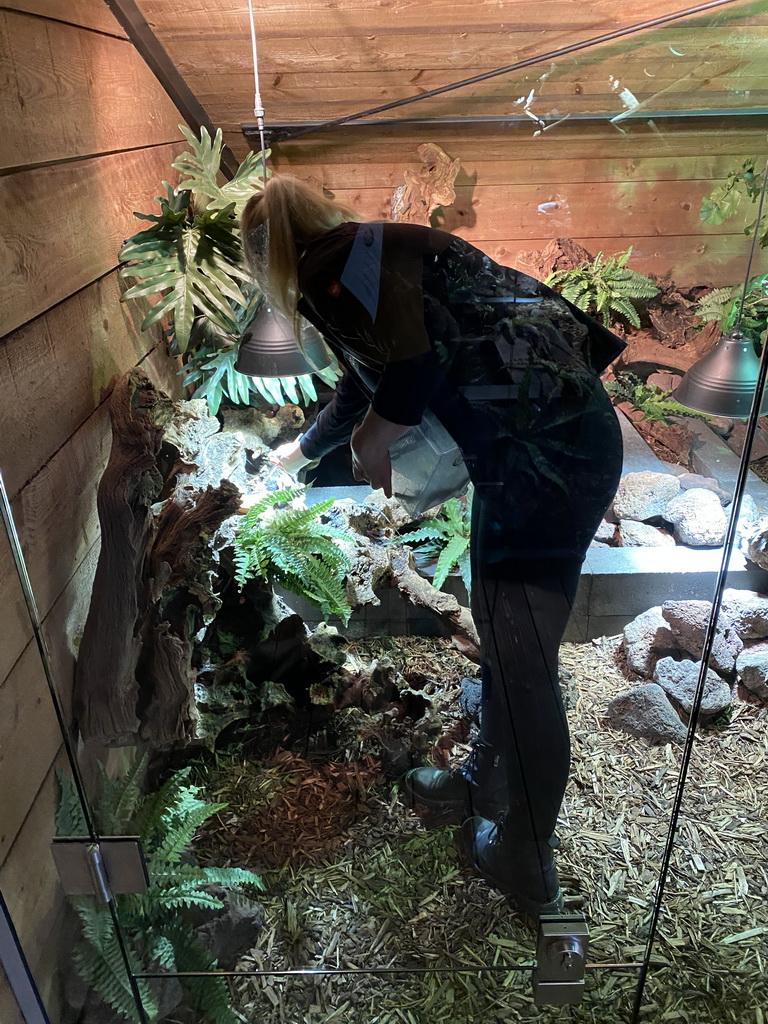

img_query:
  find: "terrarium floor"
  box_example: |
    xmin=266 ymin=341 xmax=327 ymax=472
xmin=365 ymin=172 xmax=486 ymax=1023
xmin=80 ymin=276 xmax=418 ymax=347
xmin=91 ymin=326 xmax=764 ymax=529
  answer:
xmin=193 ymin=636 xmax=768 ymax=1024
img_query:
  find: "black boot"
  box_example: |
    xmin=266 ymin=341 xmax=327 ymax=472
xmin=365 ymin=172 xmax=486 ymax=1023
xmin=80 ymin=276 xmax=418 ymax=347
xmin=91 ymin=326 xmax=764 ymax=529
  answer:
xmin=403 ymin=741 xmax=506 ymax=826
xmin=457 ymin=815 xmax=564 ymax=920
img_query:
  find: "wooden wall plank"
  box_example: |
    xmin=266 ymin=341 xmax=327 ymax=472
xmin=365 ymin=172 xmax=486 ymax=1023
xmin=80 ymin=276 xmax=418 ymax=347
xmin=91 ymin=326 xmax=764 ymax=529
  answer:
xmin=0 ymin=141 xmax=185 ymax=337
xmin=0 ymin=541 xmax=98 ymax=864
xmin=0 ymin=348 xmax=183 ymax=689
xmin=0 ymin=967 xmax=25 ymax=1024
xmin=0 ymin=271 xmax=173 ymax=499
xmin=0 ymin=12 xmax=186 ymax=171
xmin=0 ymin=756 xmax=70 ymax=1017
xmin=3 ymin=0 xmax=126 ymax=37
xmin=324 ymin=179 xmax=751 ymax=240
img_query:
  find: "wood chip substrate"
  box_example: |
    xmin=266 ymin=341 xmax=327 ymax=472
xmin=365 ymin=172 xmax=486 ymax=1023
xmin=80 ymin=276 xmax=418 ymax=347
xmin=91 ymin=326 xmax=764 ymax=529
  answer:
xmin=193 ymin=636 xmax=768 ymax=1024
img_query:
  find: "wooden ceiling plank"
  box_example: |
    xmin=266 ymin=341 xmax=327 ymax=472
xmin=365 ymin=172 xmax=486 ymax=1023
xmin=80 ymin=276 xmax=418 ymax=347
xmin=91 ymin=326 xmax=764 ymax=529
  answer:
xmin=3 ymin=0 xmax=126 ymax=37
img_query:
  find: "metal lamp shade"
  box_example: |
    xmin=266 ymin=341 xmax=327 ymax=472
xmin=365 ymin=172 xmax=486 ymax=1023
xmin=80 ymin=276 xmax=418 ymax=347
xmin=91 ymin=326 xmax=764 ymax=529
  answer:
xmin=673 ymin=329 xmax=768 ymax=418
xmin=235 ymin=305 xmax=331 ymax=378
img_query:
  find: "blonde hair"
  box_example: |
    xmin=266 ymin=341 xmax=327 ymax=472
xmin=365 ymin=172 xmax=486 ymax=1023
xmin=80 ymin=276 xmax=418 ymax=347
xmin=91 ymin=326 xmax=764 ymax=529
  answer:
xmin=241 ymin=175 xmax=359 ymax=328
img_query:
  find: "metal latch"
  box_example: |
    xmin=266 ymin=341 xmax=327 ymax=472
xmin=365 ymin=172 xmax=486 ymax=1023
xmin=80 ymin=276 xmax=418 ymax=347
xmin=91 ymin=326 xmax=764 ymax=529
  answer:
xmin=532 ymin=913 xmax=589 ymax=1006
xmin=51 ymin=837 xmax=149 ymax=901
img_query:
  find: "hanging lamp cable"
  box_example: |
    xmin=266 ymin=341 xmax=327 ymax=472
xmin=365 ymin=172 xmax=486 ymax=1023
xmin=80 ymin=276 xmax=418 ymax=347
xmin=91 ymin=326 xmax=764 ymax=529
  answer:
xmin=246 ymin=0 xmax=268 ymax=172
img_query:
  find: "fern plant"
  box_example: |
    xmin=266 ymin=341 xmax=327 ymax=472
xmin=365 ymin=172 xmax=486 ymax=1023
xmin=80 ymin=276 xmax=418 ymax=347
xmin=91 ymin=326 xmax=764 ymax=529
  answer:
xmin=700 ymin=157 xmax=767 ymax=248
xmin=546 ymin=247 xmax=660 ymax=328
xmin=119 ymin=126 xmax=340 ymax=411
xmin=57 ymin=755 xmax=262 ymax=1024
xmin=234 ymin=487 xmax=353 ymax=623
xmin=604 ymin=372 xmax=711 ymax=426
xmin=693 ymin=274 xmax=768 ymax=349
xmin=398 ymin=489 xmax=473 ymax=591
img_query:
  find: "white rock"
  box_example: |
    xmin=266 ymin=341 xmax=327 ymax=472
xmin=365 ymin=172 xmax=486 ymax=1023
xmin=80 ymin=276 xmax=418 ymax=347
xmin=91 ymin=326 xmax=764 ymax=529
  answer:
xmin=736 ymin=642 xmax=768 ymax=700
xmin=721 ymin=588 xmax=768 ymax=640
xmin=617 ymin=521 xmax=675 ymax=547
xmin=664 ymin=488 xmax=727 ymax=547
xmin=612 ymin=471 xmax=681 ymax=522
xmin=594 ymin=519 xmax=616 ymax=544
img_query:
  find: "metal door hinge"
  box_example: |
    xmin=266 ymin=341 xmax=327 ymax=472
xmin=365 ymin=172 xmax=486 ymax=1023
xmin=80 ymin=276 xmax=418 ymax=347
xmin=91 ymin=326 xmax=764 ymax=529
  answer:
xmin=51 ymin=837 xmax=149 ymax=901
xmin=532 ymin=913 xmax=589 ymax=1006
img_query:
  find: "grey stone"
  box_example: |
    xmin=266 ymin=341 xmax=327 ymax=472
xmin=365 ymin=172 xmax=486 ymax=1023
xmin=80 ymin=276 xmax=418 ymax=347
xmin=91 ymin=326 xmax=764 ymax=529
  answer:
xmin=647 ymin=371 xmax=682 ymax=392
xmin=459 ymin=676 xmax=483 ymax=724
xmin=191 ymin=889 xmax=265 ymax=970
xmin=622 ymin=602 xmax=684 ymax=675
xmin=652 ymin=656 xmax=732 ymax=718
xmin=594 ymin=518 xmax=617 ymax=544
xmin=605 ymin=683 xmax=687 ymax=744
xmin=661 ymin=600 xmax=743 ymax=678
xmin=622 ymin=606 xmax=681 ymax=678
xmin=664 ymin=488 xmax=727 ymax=547
xmin=617 ymin=521 xmax=675 ymax=548
xmin=721 ymin=587 xmax=768 ymax=640
xmin=676 ymin=472 xmax=731 ymax=505
xmin=736 ymin=642 xmax=768 ymax=701
xmin=612 ymin=471 xmax=681 ymax=522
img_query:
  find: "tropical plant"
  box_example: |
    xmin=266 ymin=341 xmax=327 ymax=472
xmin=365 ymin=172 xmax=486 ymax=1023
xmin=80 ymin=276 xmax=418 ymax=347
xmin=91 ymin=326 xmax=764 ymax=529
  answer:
xmin=397 ymin=489 xmax=473 ymax=591
xmin=693 ymin=273 xmax=768 ymax=349
xmin=700 ymin=157 xmax=768 ymax=248
xmin=604 ymin=372 xmax=711 ymax=425
xmin=119 ymin=126 xmax=340 ymax=412
xmin=57 ymin=755 xmax=262 ymax=1024
xmin=233 ymin=487 xmax=354 ymax=623
xmin=546 ymin=247 xmax=660 ymax=328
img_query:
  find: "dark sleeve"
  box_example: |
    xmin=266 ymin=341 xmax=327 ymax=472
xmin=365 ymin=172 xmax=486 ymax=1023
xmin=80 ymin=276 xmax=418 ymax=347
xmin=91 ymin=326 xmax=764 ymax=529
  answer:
xmin=299 ymin=370 xmax=372 ymax=460
xmin=371 ymin=350 xmax=441 ymax=426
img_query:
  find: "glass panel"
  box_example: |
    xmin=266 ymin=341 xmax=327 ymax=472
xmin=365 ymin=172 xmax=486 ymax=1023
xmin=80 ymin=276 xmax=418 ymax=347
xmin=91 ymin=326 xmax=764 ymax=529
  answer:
xmin=4 ymin=4 xmax=765 ymax=1024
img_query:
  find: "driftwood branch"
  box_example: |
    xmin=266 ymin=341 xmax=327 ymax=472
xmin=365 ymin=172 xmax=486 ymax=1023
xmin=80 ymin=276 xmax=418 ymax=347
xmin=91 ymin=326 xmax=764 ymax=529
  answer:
xmin=391 ymin=143 xmax=461 ymax=225
xmin=74 ymin=370 xmax=173 ymax=743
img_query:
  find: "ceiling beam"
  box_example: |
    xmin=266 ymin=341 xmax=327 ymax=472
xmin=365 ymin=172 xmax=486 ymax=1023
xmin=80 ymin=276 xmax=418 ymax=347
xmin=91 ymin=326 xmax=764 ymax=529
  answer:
xmin=104 ymin=0 xmax=239 ymax=178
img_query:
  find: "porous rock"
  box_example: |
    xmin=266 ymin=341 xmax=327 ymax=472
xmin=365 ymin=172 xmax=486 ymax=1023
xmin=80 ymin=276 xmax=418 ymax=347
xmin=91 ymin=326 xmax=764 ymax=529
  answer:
xmin=459 ymin=676 xmax=483 ymax=724
xmin=622 ymin=606 xmax=680 ymax=678
xmin=594 ymin=519 xmax=617 ymax=544
xmin=617 ymin=521 xmax=675 ymax=547
xmin=612 ymin=471 xmax=680 ymax=522
xmin=661 ymin=600 xmax=742 ymax=677
xmin=605 ymin=683 xmax=687 ymax=744
xmin=736 ymin=642 xmax=768 ymax=701
xmin=664 ymin=488 xmax=727 ymax=547
xmin=652 ymin=656 xmax=732 ymax=718
xmin=735 ymin=494 xmax=760 ymax=547
xmin=721 ymin=588 xmax=768 ymax=641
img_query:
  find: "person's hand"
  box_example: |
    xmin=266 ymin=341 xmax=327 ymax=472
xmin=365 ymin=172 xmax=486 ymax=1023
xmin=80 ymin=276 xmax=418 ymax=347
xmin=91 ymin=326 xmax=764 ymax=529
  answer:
xmin=350 ymin=409 xmax=411 ymax=498
xmin=271 ymin=438 xmax=311 ymax=476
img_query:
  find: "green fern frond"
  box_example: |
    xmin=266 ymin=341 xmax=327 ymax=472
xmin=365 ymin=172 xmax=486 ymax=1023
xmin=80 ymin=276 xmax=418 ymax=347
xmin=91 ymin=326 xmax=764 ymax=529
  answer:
xmin=546 ymin=247 xmax=659 ymax=326
xmin=56 ymin=769 xmax=88 ymax=835
xmin=434 ymin=533 xmax=470 ymax=589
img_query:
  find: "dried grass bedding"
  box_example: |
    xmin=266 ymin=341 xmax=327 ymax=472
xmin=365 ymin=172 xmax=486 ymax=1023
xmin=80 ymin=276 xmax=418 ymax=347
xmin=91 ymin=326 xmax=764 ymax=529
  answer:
xmin=194 ymin=636 xmax=768 ymax=1024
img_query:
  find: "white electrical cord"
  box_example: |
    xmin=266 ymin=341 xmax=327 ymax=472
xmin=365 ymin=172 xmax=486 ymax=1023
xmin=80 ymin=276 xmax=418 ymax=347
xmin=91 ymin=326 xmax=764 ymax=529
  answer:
xmin=246 ymin=0 xmax=268 ymax=171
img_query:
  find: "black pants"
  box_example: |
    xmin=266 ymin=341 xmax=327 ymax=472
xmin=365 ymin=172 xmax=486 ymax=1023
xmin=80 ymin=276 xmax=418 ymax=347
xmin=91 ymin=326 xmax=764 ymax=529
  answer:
xmin=468 ymin=381 xmax=623 ymax=845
